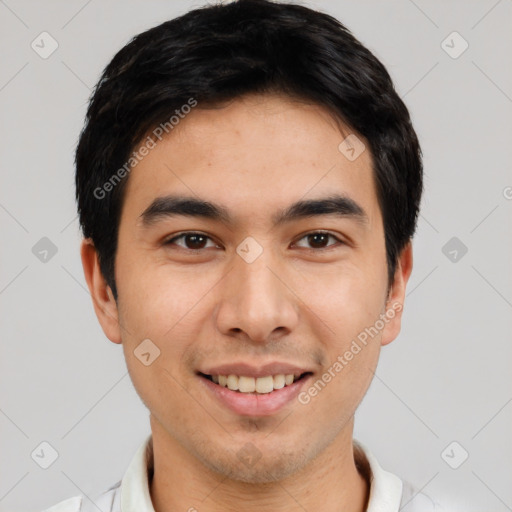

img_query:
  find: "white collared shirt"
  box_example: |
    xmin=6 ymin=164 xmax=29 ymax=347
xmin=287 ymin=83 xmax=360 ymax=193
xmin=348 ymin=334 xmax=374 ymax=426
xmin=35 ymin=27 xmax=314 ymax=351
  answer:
xmin=42 ymin=434 xmax=442 ymax=512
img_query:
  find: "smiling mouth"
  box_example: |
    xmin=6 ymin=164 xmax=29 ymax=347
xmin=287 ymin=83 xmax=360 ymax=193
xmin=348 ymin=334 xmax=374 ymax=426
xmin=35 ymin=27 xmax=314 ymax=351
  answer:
xmin=198 ymin=372 xmax=312 ymax=394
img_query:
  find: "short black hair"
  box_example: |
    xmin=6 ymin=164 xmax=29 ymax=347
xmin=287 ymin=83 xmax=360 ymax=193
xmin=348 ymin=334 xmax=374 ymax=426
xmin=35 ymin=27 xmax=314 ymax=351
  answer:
xmin=76 ymin=0 xmax=423 ymax=302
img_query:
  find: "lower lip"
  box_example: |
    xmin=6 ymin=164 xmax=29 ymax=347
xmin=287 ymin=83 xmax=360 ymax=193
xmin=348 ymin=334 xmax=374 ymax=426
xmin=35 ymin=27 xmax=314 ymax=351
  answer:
xmin=199 ymin=374 xmax=312 ymax=417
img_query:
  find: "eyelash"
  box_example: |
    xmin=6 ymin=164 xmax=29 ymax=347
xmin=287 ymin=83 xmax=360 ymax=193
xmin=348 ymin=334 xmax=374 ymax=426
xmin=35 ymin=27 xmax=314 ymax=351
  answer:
xmin=163 ymin=231 xmax=345 ymax=252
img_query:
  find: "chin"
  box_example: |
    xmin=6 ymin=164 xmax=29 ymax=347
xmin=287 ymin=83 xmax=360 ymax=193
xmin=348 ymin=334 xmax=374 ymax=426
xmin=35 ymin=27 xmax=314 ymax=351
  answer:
xmin=196 ymin=443 xmax=310 ymax=484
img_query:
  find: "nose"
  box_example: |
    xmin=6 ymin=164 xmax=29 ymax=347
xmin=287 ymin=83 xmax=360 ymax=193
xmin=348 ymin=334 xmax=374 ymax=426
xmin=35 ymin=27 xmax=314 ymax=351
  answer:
xmin=214 ymin=247 xmax=300 ymax=344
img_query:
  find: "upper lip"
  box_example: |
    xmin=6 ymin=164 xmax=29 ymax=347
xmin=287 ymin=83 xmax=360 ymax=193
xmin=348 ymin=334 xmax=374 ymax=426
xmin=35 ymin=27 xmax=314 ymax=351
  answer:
xmin=199 ymin=362 xmax=313 ymax=378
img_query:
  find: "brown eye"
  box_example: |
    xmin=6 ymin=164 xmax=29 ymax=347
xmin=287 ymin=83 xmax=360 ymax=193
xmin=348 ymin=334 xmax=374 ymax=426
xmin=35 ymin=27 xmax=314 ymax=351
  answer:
xmin=294 ymin=231 xmax=342 ymax=250
xmin=164 ymin=232 xmax=216 ymax=250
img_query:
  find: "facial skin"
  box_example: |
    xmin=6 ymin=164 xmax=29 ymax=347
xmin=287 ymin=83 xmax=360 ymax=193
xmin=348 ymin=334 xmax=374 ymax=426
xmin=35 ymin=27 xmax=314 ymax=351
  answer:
xmin=81 ymin=93 xmax=413 ymax=512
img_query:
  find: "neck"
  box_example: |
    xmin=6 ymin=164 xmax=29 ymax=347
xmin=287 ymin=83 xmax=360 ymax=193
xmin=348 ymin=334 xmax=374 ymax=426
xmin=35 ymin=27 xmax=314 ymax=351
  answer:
xmin=149 ymin=418 xmax=370 ymax=512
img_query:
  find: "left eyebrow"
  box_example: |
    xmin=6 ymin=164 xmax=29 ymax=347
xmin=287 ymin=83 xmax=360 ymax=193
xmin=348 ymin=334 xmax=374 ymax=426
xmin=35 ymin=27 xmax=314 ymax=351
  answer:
xmin=273 ymin=194 xmax=369 ymax=227
xmin=138 ymin=193 xmax=369 ymax=228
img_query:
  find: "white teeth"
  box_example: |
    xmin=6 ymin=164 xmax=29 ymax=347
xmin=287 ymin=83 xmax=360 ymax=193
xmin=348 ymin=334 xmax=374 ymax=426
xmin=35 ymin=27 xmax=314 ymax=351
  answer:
xmin=227 ymin=374 xmax=239 ymax=391
xmin=273 ymin=374 xmax=285 ymax=389
xmin=255 ymin=375 xmax=274 ymax=393
xmin=211 ymin=373 xmax=303 ymax=393
xmin=238 ymin=376 xmax=256 ymax=392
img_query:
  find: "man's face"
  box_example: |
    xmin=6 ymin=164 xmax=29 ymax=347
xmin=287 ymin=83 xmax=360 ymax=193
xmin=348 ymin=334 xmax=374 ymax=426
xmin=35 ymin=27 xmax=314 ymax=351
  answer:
xmin=84 ymin=93 xmax=410 ymax=483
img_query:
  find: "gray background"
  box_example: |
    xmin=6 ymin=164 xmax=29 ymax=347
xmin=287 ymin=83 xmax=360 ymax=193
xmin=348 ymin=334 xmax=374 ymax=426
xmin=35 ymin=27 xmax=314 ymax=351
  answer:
xmin=1 ymin=0 xmax=511 ymax=511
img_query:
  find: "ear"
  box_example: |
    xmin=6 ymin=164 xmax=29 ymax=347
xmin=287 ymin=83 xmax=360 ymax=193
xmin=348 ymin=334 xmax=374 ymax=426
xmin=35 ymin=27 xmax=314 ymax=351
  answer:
xmin=80 ymin=238 xmax=122 ymax=344
xmin=381 ymin=241 xmax=413 ymax=346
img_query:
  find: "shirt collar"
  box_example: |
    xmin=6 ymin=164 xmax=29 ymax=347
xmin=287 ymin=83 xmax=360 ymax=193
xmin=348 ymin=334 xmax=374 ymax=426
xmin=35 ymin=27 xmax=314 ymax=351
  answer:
xmin=354 ymin=439 xmax=403 ymax=511
xmin=121 ymin=433 xmax=155 ymax=512
xmin=121 ymin=434 xmax=403 ymax=512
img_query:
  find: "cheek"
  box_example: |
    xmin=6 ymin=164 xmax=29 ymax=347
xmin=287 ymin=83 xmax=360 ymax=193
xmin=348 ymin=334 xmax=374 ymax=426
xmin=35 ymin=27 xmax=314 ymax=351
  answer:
xmin=116 ymin=263 xmax=222 ymax=401
xmin=294 ymin=262 xmax=386 ymax=401
xmin=116 ymin=255 xmax=212 ymax=338
xmin=299 ymin=264 xmax=387 ymax=338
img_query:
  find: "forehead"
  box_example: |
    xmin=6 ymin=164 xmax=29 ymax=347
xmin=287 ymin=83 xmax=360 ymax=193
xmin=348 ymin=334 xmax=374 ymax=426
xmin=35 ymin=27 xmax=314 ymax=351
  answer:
xmin=120 ymin=93 xmax=379 ymax=228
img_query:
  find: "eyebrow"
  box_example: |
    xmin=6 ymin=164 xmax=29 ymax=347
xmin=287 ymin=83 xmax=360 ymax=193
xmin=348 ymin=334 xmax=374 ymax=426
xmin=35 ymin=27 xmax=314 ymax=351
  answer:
xmin=138 ymin=193 xmax=369 ymax=229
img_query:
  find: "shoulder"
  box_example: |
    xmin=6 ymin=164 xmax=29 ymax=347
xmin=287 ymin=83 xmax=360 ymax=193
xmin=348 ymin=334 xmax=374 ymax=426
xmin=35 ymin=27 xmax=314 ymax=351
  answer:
xmin=353 ymin=438 xmax=446 ymax=511
xmin=42 ymin=495 xmax=82 ymax=512
xmin=41 ymin=480 xmax=121 ymax=512
xmin=400 ymin=479 xmax=445 ymax=512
